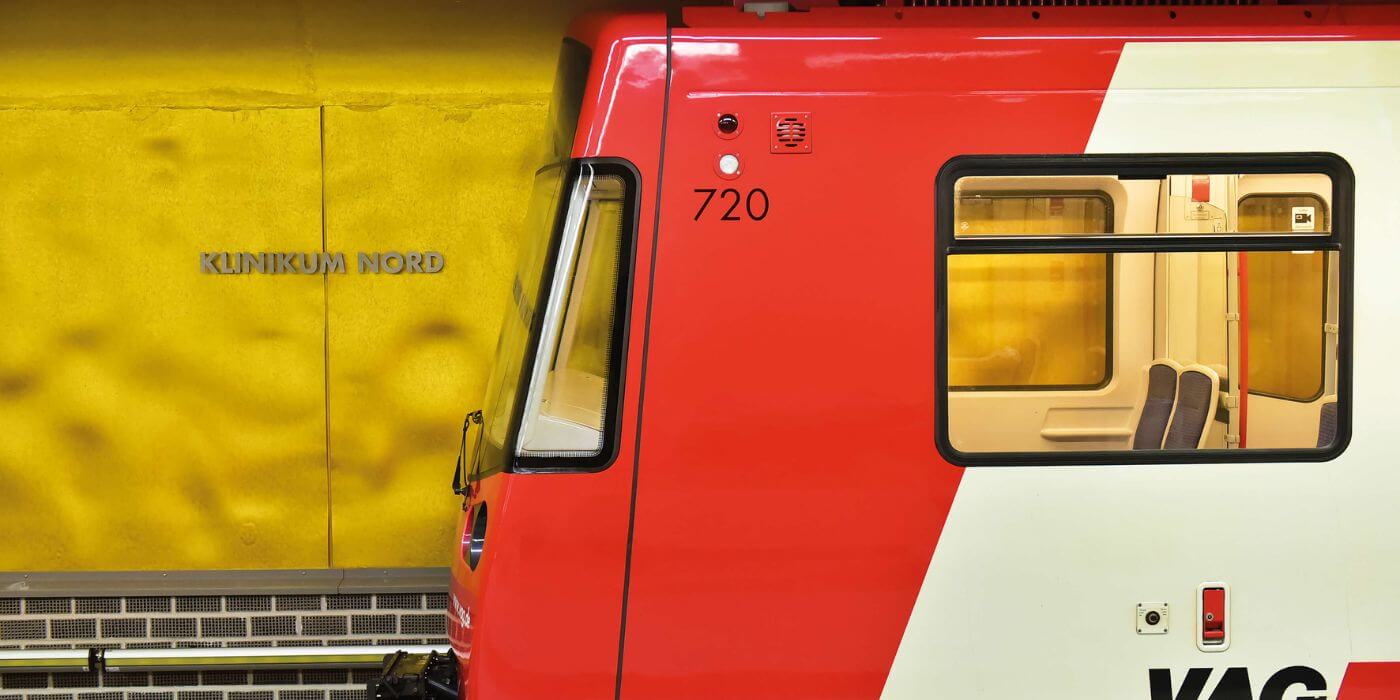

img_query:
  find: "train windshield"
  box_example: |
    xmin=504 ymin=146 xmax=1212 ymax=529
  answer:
xmin=477 ymin=39 xmax=591 ymax=475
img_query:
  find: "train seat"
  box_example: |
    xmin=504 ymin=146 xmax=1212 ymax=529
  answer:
xmin=1316 ymin=396 xmax=1339 ymax=448
xmin=1132 ymin=359 xmax=1184 ymax=450
xmin=1163 ymin=364 xmax=1221 ymax=450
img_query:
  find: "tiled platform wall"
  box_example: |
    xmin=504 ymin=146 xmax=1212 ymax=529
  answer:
xmin=0 ymin=592 xmax=451 ymax=700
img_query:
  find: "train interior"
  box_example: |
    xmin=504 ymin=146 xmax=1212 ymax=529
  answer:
xmin=946 ymin=172 xmax=1340 ymax=454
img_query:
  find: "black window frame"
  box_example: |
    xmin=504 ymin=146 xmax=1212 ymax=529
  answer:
xmin=935 ymin=153 xmax=1353 ymax=467
xmin=948 ymin=189 xmax=1115 ymax=392
xmin=508 ymin=157 xmax=641 ymax=474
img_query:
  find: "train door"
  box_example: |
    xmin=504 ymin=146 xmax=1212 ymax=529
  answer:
xmin=1236 ymin=183 xmax=1339 ymax=450
xmin=612 ymin=20 xmax=1129 ymax=700
xmin=611 ymin=29 xmax=968 ymax=700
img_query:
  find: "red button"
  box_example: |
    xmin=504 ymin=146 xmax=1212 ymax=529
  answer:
xmin=1202 ymin=587 xmax=1226 ymax=643
xmin=1191 ymin=176 xmax=1212 ymax=203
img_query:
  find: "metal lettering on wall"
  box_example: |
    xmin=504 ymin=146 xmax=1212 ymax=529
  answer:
xmin=200 ymin=251 xmax=446 ymax=275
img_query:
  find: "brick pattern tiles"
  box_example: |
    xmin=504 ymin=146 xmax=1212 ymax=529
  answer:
xmin=0 ymin=594 xmax=450 ymax=700
xmin=0 ymin=668 xmax=383 ymax=700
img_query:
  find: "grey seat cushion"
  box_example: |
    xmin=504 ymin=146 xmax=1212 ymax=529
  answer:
xmin=1164 ymin=369 xmax=1214 ymax=450
xmin=1133 ymin=363 xmax=1178 ymax=450
xmin=1316 ymin=402 xmax=1338 ymax=448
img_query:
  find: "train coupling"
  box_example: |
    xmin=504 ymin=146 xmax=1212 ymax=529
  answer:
xmin=368 ymin=650 xmax=459 ymax=700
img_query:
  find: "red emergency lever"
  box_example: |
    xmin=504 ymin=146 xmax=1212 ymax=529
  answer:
xmin=1201 ymin=587 xmax=1226 ymax=644
xmin=1191 ymin=175 xmax=1212 ymax=203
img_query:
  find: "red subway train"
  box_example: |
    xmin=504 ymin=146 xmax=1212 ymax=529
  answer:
xmin=436 ymin=2 xmax=1400 ymax=699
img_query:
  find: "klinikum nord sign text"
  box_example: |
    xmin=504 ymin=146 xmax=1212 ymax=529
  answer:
xmin=201 ymin=251 xmax=445 ymax=275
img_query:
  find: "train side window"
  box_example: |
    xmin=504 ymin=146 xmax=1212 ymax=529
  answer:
xmin=1239 ymin=193 xmax=1328 ymax=233
xmin=514 ymin=162 xmax=637 ymax=470
xmin=950 ymin=193 xmax=1111 ymax=390
xmin=1243 ymin=250 xmax=1327 ymax=402
xmin=935 ymin=154 xmax=1351 ymax=466
xmin=1240 ymin=195 xmax=1330 ymax=403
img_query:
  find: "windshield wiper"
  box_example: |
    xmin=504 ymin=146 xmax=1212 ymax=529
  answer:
xmin=452 ymin=409 xmax=484 ymax=499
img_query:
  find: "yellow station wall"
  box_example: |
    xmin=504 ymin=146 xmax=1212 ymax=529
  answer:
xmin=0 ymin=0 xmax=680 ymax=571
